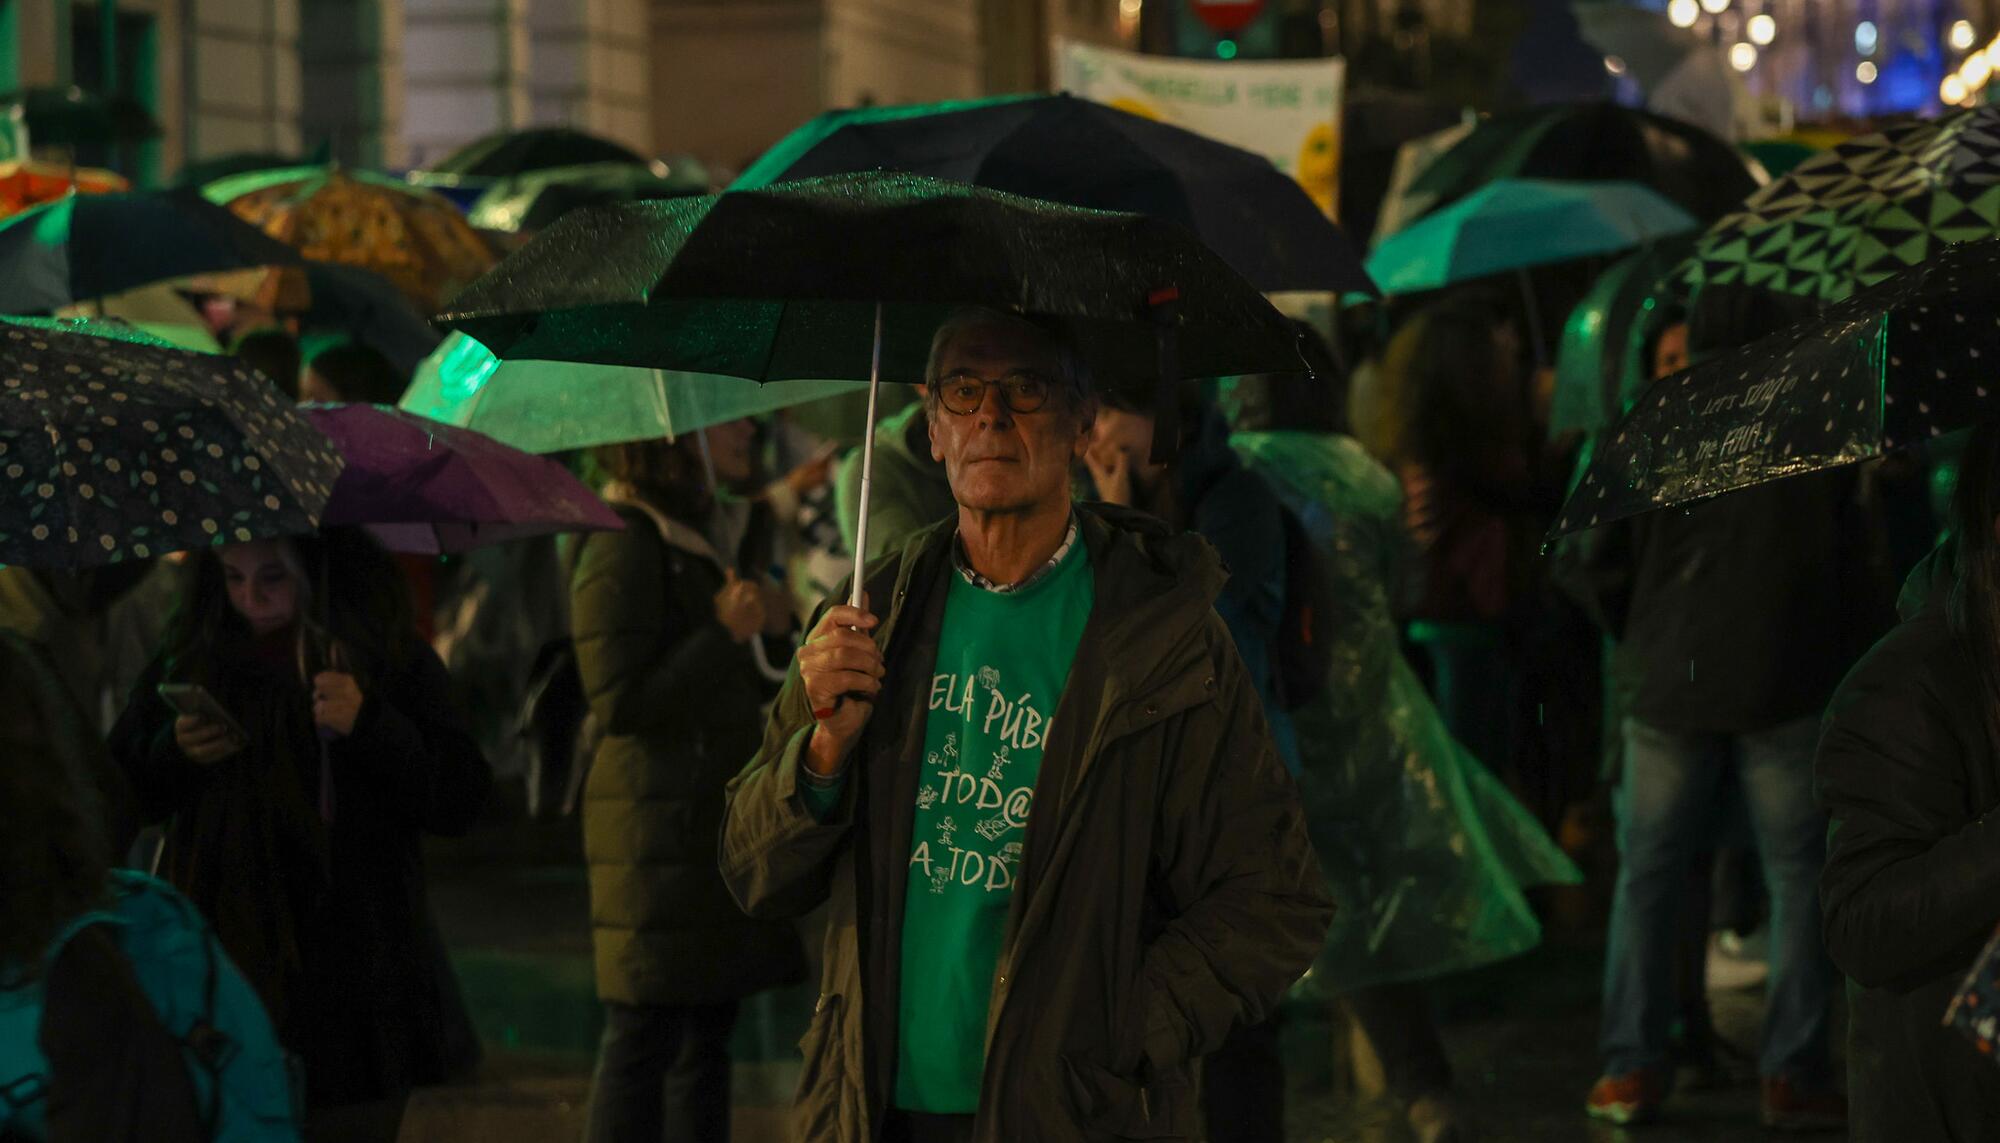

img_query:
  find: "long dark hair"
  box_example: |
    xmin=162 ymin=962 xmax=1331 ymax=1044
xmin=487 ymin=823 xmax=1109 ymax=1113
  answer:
xmin=1949 ymin=419 xmax=2000 ymax=751
xmin=589 ymin=437 xmax=713 ymax=524
xmin=0 ymin=633 xmax=111 ymax=981
xmin=1365 ymin=294 xmax=1525 ymax=488
xmin=160 ymin=526 xmax=416 ymax=690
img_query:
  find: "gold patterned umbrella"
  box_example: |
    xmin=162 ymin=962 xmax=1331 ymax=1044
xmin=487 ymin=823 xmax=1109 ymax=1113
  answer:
xmin=203 ymin=165 xmax=494 ymax=313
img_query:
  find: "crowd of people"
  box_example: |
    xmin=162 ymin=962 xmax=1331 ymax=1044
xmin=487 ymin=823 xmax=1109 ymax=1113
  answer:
xmin=9 ymin=120 xmax=2000 ymax=1143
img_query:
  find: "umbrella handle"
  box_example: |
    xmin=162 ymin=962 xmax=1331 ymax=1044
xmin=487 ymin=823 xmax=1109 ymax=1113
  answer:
xmin=847 ymin=301 xmax=885 ymax=610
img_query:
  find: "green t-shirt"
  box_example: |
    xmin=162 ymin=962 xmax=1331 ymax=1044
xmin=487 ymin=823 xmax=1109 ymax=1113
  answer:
xmin=896 ymin=534 xmax=1093 ymax=1112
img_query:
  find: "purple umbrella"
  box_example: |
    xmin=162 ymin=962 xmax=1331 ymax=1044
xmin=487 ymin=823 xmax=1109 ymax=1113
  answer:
xmin=303 ymin=402 xmax=622 ymax=553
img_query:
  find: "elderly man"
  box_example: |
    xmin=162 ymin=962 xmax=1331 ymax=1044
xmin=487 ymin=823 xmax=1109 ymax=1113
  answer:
xmin=721 ymin=307 xmax=1333 ymax=1143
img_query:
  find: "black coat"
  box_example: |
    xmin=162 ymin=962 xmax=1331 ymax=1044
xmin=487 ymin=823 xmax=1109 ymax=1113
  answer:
xmin=1818 ymin=549 xmax=2000 ymax=1141
xmin=1567 ymin=469 xmax=1890 ymax=734
xmin=110 ymin=640 xmax=490 ymax=1108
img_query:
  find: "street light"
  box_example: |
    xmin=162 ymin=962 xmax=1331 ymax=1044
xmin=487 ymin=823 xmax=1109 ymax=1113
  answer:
xmin=1857 ymin=60 xmax=1879 ymax=84
xmin=1953 ymin=20 xmax=1979 ymax=52
xmin=1668 ymin=0 xmax=1699 ymax=28
xmin=1856 ymin=21 xmax=1879 ymax=55
xmin=1700 ymin=0 xmax=1730 ymax=14
xmin=1944 ymin=74 xmax=1970 ymax=104
xmin=1748 ymin=13 xmax=1776 ymax=45
xmin=1729 ymin=41 xmax=1758 ymax=71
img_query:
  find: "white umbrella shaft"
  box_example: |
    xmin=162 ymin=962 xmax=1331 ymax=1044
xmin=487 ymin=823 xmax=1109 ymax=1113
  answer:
xmin=848 ymin=301 xmax=885 ymax=610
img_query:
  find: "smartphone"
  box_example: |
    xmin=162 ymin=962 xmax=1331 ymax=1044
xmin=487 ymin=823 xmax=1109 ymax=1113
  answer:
xmin=156 ymin=683 xmax=250 ymax=747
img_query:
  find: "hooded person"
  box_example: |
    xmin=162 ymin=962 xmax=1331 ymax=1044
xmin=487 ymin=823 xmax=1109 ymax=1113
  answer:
xmin=721 ymin=307 xmax=1333 ymax=1143
xmin=834 ymin=395 xmax=958 ymax=562
xmin=1818 ymin=416 xmax=2000 ymax=1141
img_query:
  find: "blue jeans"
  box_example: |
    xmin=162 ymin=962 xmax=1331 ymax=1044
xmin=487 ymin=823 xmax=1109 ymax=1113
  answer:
xmin=1600 ymin=717 xmax=1834 ymax=1082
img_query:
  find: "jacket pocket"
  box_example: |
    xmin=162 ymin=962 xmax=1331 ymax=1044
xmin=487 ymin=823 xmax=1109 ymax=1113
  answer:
xmin=1059 ymin=1053 xmax=1194 ymax=1140
xmin=792 ymin=992 xmax=846 ymax=1138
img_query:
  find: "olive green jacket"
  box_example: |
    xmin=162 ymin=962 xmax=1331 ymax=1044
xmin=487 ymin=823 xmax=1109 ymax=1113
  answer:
xmin=573 ymin=497 xmax=804 ymax=1005
xmin=722 ymin=504 xmax=1334 ymax=1142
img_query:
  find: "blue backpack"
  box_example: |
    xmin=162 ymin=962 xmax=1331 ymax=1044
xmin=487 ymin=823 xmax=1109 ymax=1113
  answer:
xmin=0 ymin=870 xmax=301 ymax=1142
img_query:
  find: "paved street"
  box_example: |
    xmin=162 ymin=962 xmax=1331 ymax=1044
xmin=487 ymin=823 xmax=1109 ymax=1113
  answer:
xmin=410 ymin=839 xmax=1824 ymax=1142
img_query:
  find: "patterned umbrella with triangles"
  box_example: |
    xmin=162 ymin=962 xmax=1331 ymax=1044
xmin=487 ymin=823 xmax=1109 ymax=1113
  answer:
xmin=1683 ymin=105 xmax=2000 ymax=303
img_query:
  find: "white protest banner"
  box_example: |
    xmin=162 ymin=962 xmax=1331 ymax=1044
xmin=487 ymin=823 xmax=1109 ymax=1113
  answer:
xmin=1052 ymin=38 xmax=1344 ymax=218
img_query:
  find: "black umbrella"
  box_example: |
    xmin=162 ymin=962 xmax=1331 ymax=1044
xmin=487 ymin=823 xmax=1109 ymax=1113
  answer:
xmin=1 ymin=86 xmax=159 ymax=147
xmin=172 ymin=143 xmax=328 ymax=190
xmin=295 ymin=261 xmax=441 ymax=377
xmin=419 ymin=127 xmax=649 ymax=181
xmin=0 ymin=317 xmax=343 ymax=566
xmin=439 ymin=172 xmax=1302 ymax=385
xmin=0 ymin=190 xmax=302 ymax=313
xmin=1400 ymin=102 xmax=1760 ymax=229
xmin=735 ymin=93 xmax=1374 ymax=294
xmin=438 ymin=171 xmax=1303 ymax=596
xmin=1552 ymin=239 xmax=2000 ymax=538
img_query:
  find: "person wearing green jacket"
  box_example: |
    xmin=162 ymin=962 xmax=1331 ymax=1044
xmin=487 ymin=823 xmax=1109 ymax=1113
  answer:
xmin=721 ymin=308 xmax=1334 ymax=1143
xmin=834 ymin=397 xmax=958 ymax=561
xmin=572 ymin=431 xmax=807 ymax=1143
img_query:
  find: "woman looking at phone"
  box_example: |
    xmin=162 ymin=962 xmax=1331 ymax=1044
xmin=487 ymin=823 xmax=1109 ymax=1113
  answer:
xmin=109 ymin=526 xmax=490 ymax=1141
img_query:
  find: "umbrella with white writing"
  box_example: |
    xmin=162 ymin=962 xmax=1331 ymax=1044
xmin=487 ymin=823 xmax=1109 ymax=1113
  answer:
xmin=1552 ymin=237 xmax=2000 ymax=538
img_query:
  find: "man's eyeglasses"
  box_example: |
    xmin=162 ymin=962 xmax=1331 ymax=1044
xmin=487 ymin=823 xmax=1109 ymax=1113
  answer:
xmin=930 ymin=370 xmax=1057 ymax=416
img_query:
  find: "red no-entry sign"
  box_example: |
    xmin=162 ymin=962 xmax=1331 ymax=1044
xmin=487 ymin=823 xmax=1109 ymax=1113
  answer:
xmin=1189 ymin=0 xmax=1265 ymax=34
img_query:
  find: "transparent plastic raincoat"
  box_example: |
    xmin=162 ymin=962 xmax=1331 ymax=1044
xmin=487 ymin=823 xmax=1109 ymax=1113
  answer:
xmin=1233 ymin=430 xmax=1581 ymax=995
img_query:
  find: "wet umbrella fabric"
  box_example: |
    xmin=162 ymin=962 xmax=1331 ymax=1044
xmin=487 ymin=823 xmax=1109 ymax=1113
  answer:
xmin=436 ymin=171 xmax=1304 ymax=386
xmin=1365 ymin=178 xmax=1697 ymax=294
xmin=419 ymin=127 xmax=651 ymax=182
xmin=205 ymin=165 xmax=496 ymax=312
xmin=0 ymin=191 xmax=302 ymax=314
xmin=1682 ymin=105 xmax=2000 ymax=303
xmin=302 ymin=402 xmax=623 ymax=554
xmin=734 ymin=93 xmax=1375 ymax=294
xmin=1400 ymin=102 xmax=1759 ymax=229
xmin=400 ymin=332 xmax=865 ymax=455
xmin=463 ymin=159 xmax=712 ymax=235
xmin=0 ymin=317 xmax=342 ymax=566
xmin=1553 ymin=238 xmax=2000 ymax=538
xmin=297 ymin=261 xmax=442 ymax=377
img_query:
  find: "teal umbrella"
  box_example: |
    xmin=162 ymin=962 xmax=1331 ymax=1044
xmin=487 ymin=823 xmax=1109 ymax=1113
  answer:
xmin=399 ymin=332 xmax=867 ymax=454
xmin=1366 ymin=178 xmax=1699 ymax=294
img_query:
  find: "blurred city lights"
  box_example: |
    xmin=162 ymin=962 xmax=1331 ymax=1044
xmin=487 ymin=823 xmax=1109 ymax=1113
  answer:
xmin=1856 ymin=21 xmax=1879 ymax=55
xmin=1604 ymin=55 xmax=1628 ymax=76
xmin=1667 ymin=0 xmax=1699 ymax=28
xmin=1953 ymin=20 xmax=1979 ymax=51
xmin=1699 ymin=0 xmax=1730 ymax=14
xmin=1215 ymin=38 xmax=1238 ymax=59
xmin=1966 ymin=53 xmax=1992 ymax=88
xmin=1728 ymin=42 xmax=1758 ymax=71
xmin=1118 ymin=0 xmax=1140 ymax=17
xmin=1857 ymin=60 xmax=1879 ymax=84
xmin=1944 ymin=74 xmax=1969 ymax=104
xmin=1748 ymin=14 xmax=1775 ymax=45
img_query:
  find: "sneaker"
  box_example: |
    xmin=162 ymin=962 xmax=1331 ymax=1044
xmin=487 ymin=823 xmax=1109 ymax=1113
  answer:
xmin=1760 ymin=1077 xmax=1847 ymax=1132
xmin=1585 ymin=1069 xmax=1666 ymax=1126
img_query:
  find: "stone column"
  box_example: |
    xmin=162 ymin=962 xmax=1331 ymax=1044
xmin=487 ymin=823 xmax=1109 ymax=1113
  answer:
xmin=182 ymin=0 xmax=303 ymax=158
xmin=401 ymin=0 xmax=527 ymax=167
xmin=300 ymin=0 xmax=405 ymax=167
xmin=527 ymin=0 xmax=650 ymax=155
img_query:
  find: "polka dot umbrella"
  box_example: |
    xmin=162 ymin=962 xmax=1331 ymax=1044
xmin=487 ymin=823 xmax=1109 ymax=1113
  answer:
xmin=0 ymin=317 xmax=343 ymax=566
xmin=1553 ymin=237 xmax=2000 ymax=539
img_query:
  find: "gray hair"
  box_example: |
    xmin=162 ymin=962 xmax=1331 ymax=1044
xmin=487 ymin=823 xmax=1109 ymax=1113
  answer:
xmin=922 ymin=307 xmax=1093 ymax=421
